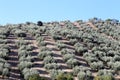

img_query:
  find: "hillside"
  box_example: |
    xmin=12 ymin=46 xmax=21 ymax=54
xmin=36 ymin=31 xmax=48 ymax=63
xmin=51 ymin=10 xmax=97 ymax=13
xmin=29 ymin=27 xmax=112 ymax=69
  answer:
xmin=0 ymin=18 xmax=120 ymax=80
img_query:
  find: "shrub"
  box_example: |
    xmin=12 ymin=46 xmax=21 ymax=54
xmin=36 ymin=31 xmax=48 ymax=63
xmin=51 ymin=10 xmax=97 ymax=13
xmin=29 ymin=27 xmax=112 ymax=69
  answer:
xmin=63 ymin=54 xmax=75 ymax=62
xmin=61 ymin=48 xmax=75 ymax=55
xmin=0 ymin=62 xmax=10 ymax=77
xmin=19 ymin=55 xmax=34 ymax=62
xmin=49 ymin=69 xmax=64 ymax=80
xmin=15 ymin=30 xmax=26 ymax=37
xmin=18 ymin=61 xmax=33 ymax=71
xmin=107 ymin=61 xmax=113 ymax=68
xmin=40 ymin=47 xmax=51 ymax=52
xmin=97 ymin=69 xmax=115 ymax=79
xmin=43 ymin=56 xmax=56 ymax=65
xmin=101 ymin=75 xmax=114 ymax=80
xmin=44 ymin=63 xmax=59 ymax=70
xmin=112 ymin=61 xmax=120 ymax=71
xmin=4 ymin=63 xmax=11 ymax=69
xmin=86 ymin=70 xmax=93 ymax=80
xmin=0 ymin=58 xmax=6 ymax=63
xmin=74 ymin=43 xmax=88 ymax=55
xmin=16 ymin=40 xmax=28 ymax=47
xmin=38 ymin=26 xmax=47 ymax=33
xmin=2 ymin=68 xmax=9 ymax=77
xmin=101 ymin=56 xmax=112 ymax=63
xmin=38 ymin=41 xmax=47 ymax=47
xmin=66 ymin=58 xmax=79 ymax=68
xmin=56 ymin=74 xmax=67 ymax=80
xmin=60 ymin=29 xmax=70 ymax=37
xmin=35 ymin=34 xmax=41 ymax=39
xmin=94 ymin=76 xmax=101 ymax=80
xmin=77 ymin=71 xmax=92 ymax=80
xmin=0 ymin=63 xmax=3 ymax=74
xmin=94 ymin=75 xmax=114 ymax=80
xmin=90 ymin=61 xmax=104 ymax=70
xmin=56 ymin=42 xmax=66 ymax=50
xmin=28 ymin=74 xmax=46 ymax=80
xmin=22 ymin=68 xmax=39 ymax=80
xmin=73 ymin=66 xmax=80 ymax=75
xmin=0 ymin=49 xmax=9 ymax=58
xmin=18 ymin=32 xmax=26 ymax=37
xmin=61 ymin=48 xmax=68 ymax=55
xmin=18 ymin=50 xmax=32 ymax=58
xmin=36 ymin=37 xmax=45 ymax=44
xmin=69 ymin=39 xmax=78 ymax=45
xmin=19 ymin=45 xmax=33 ymax=51
xmin=0 ymin=35 xmax=7 ymax=39
xmin=38 ymin=51 xmax=53 ymax=60
xmin=113 ymin=55 xmax=120 ymax=62
xmin=56 ymin=73 xmax=73 ymax=80
xmin=77 ymin=71 xmax=86 ymax=80
xmin=0 ymin=39 xmax=7 ymax=44
xmin=52 ymin=34 xmax=62 ymax=40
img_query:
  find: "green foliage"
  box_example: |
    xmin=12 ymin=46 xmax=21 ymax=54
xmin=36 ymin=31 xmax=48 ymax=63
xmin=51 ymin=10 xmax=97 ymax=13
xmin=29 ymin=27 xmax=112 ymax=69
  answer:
xmin=40 ymin=46 xmax=51 ymax=52
xmin=96 ymin=69 xmax=115 ymax=80
xmin=49 ymin=70 xmax=63 ymax=80
xmin=43 ymin=56 xmax=56 ymax=65
xmin=61 ymin=48 xmax=75 ymax=55
xmin=19 ymin=55 xmax=34 ymax=62
xmin=44 ymin=63 xmax=59 ymax=70
xmin=112 ymin=61 xmax=120 ymax=71
xmin=0 ymin=62 xmax=10 ymax=77
xmin=66 ymin=58 xmax=79 ymax=68
xmin=49 ymin=69 xmax=73 ymax=80
xmin=38 ymin=41 xmax=47 ymax=47
xmin=18 ymin=61 xmax=33 ymax=71
xmin=16 ymin=40 xmax=28 ymax=47
xmin=0 ymin=35 xmax=7 ymax=39
xmin=89 ymin=61 xmax=104 ymax=70
xmin=0 ymin=48 xmax=9 ymax=58
xmin=38 ymin=51 xmax=53 ymax=60
xmin=22 ymin=68 xmax=39 ymax=80
xmin=52 ymin=34 xmax=62 ymax=40
xmin=74 ymin=43 xmax=88 ymax=55
xmin=0 ymin=39 xmax=7 ymax=44
xmin=2 ymin=68 xmax=9 ymax=77
xmin=19 ymin=45 xmax=33 ymax=51
xmin=69 ymin=39 xmax=78 ymax=45
xmin=18 ymin=50 xmax=32 ymax=58
xmin=56 ymin=73 xmax=73 ymax=80
xmin=14 ymin=29 xmax=26 ymax=37
xmin=28 ymin=74 xmax=46 ymax=80
xmin=36 ymin=36 xmax=45 ymax=44
xmin=56 ymin=42 xmax=66 ymax=50
xmin=77 ymin=71 xmax=92 ymax=80
xmin=63 ymin=53 xmax=75 ymax=62
xmin=94 ymin=75 xmax=114 ymax=80
xmin=77 ymin=71 xmax=86 ymax=80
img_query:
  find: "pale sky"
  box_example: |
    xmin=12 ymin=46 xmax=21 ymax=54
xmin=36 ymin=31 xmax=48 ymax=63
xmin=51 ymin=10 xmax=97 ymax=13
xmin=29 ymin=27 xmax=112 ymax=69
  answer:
xmin=0 ymin=0 xmax=120 ymax=24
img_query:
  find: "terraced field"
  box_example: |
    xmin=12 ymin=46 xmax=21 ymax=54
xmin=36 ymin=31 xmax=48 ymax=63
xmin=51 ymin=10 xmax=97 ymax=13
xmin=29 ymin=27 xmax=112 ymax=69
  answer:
xmin=0 ymin=18 xmax=120 ymax=80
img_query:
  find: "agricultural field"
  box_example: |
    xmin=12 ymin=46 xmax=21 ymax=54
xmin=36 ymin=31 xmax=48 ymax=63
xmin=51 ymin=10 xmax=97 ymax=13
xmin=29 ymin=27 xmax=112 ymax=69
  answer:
xmin=0 ymin=18 xmax=120 ymax=80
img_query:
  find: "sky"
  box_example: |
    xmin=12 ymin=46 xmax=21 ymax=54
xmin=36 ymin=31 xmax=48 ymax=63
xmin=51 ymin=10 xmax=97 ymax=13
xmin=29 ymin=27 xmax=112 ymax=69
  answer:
xmin=0 ymin=0 xmax=120 ymax=25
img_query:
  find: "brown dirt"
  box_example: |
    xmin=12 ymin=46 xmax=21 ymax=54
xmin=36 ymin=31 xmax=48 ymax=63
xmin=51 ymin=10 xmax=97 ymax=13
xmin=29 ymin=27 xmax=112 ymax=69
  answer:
xmin=25 ymin=34 xmax=51 ymax=80
xmin=7 ymin=34 xmax=24 ymax=80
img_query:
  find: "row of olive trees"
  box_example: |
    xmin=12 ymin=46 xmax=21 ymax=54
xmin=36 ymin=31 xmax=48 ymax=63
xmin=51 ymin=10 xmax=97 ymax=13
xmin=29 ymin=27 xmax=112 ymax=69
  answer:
xmin=89 ymin=18 xmax=120 ymax=41
xmin=14 ymin=19 xmax=120 ymax=80
xmin=43 ymin=20 xmax=119 ymax=80
xmin=35 ymin=33 xmax=74 ymax=80
xmin=0 ymin=29 xmax=11 ymax=79
xmin=16 ymin=38 xmax=45 ymax=80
